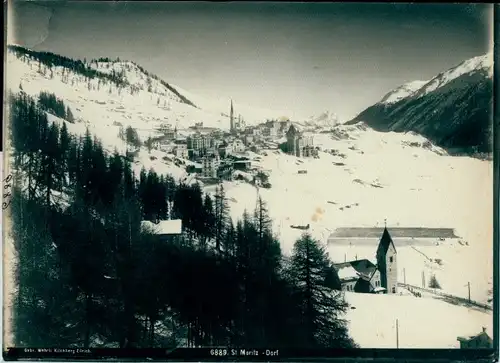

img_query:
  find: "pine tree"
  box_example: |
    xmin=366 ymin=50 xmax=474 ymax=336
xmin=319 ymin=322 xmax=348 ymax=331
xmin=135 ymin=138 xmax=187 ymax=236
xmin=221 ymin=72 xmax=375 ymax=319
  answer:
xmin=201 ymin=194 xmax=215 ymax=249
xmin=288 ymin=233 xmax=355 ymax=348
xmin=429 ymin=274 xmax=441 ymax=289
xmin=59 ymin=123 xmax=71 ymax=187
xmin=39 ymin=121 xmax=61 ymax=208
xmin=66 ymin=106 xmax=75 ymax=123
xmin=213 ymin=184 xmax=229 ymax=252
xmin=10 ymin=188 xmax=82 ymax=346
xmin=146 ymin=137 xmax=153 ymax=154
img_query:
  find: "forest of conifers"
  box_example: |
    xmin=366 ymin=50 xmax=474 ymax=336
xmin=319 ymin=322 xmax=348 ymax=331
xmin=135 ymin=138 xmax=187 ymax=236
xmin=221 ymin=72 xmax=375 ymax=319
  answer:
xmin=7 ymin=91 xmax=356 ymax=349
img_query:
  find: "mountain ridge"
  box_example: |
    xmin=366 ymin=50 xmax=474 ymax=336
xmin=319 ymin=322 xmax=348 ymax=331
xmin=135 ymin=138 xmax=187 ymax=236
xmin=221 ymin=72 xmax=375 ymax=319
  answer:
xmin=347 ymin=52 xmax=493 ymax=157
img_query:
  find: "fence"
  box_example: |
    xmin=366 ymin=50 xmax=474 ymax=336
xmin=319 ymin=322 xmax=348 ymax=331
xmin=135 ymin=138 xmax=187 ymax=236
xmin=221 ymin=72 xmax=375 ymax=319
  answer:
xmin=397 ymin=282 xmax=492 ymax=311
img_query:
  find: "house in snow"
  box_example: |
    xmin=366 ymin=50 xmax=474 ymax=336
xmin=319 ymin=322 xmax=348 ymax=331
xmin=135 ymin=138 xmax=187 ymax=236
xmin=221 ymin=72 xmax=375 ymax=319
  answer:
xmin=329 ymin=226 xmax=460 ymax=295
xmin=457 ymin=328 xmax=493 ymax=349
xmin=141 ymin=219 xmax=182 ymax=242
xmin=331 ymin=226 xmax=398 ymax=294
xmin=333 ymin=259 xmax=384 ymax=293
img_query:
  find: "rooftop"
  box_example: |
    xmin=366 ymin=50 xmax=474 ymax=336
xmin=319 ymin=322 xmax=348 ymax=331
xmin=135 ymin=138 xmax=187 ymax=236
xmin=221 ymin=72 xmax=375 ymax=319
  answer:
xmin=141 ymin=219 xmax=182 ymax=235
xmin=330 ymin=227 xmax=459 ymax=239
xmin=457 ymin=328 xmax=491 ymax=341
xmin=333 ymin=259 xmax=377 ymax=280
xmin=336 ymin=265 xmax=359 ymax=281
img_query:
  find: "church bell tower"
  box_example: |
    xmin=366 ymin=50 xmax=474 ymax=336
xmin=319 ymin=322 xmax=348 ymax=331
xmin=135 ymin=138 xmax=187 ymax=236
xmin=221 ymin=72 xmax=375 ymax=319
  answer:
xmin=230 ymin=100 xmax=234 ymax=133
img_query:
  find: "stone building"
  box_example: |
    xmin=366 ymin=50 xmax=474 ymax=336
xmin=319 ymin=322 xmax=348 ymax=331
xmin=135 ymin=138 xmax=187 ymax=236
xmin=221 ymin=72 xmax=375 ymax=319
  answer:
xmin=285 ymin=124 xmax=314 ymax=157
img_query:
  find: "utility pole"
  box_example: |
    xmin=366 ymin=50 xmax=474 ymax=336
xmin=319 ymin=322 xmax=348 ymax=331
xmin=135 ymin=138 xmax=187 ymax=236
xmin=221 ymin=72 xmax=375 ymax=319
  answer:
xmin=403 ymin=268 xmax=406 ymax=285
xmin=396 ymin=319 xmax=399 ymax=349
xmin=344 ymin=253 xmax=346 ymax=262
xmin=468 ymin=282 xmax=471 ymax=303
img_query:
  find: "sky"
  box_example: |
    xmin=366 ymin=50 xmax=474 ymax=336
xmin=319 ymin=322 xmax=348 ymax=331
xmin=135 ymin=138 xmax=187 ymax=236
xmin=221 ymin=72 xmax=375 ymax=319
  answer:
xmin=7 ymin=1 xmax=493 ymax=121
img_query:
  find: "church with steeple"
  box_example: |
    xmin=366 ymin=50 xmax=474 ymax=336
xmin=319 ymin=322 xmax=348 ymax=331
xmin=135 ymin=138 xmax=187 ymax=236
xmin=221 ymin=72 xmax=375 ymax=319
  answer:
xmin=332 ymin=223 xmax=398 ymax=295
xmin=376 ymin=224 xmax=398 ymax=294
xmin=229 ymin=100 xmax=245 ymax=134
xmin=230 ymin=99 xmax=235 ymax=133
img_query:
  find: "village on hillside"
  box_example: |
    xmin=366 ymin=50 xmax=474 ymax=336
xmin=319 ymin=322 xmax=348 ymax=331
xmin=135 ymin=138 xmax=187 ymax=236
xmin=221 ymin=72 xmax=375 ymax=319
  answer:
xmin=140 ymin=100 xmax=320 ymax=188
xmin=4 ymin=3 xmax=493 ymax=352
xmin=140 ymin=100 xmax=494 ymax=350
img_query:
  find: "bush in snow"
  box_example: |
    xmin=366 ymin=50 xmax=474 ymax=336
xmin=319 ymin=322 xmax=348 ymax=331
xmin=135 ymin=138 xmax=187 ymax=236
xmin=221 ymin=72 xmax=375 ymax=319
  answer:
xmin=429 ymin=274 xmax=442 ymax=289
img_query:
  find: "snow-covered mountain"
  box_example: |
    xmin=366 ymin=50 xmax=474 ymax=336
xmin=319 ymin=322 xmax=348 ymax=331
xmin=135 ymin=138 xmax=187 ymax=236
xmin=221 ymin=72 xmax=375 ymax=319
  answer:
xmin=299 ymin=110 xmax=341 ymax=131
xmin=348 ymin=52 xmax=493 ymax=156
xmin=413 ymin=52 xmax=493 ymax=98
xmin=5 ymin=45 xmax=493 ymax=339
xmin=379 ymin=80 xmax=429 ymax=105
xmin=7 ymin=45 xmax=294 ymax=138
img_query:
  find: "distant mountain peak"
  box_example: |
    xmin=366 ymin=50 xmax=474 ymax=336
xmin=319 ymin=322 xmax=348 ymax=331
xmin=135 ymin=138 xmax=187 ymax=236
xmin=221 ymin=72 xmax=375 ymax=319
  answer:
xmin=412 ymin=52 xmax=493 ymax=99
xmin=380 ymin=80 xmax=430 ymax=105
xmin=378 ymin=52 xmax=493 ymax=107
xmin=348 ymin=52 xmax=493 ymax=157
xmin=301 ymin=110 xmax=340 ymax=130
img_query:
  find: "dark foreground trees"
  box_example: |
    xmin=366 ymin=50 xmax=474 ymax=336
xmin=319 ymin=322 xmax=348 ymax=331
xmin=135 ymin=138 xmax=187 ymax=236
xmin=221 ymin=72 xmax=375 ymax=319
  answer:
xmin=8 ymin=92 xmax=356 ymax=349
xmin=288 ymin=233 xmax=357 ymax=348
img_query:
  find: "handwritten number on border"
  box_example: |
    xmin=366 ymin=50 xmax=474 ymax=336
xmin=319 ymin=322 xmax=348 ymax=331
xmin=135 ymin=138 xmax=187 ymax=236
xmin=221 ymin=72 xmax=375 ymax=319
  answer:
xmin=3 ymin=174 xmax=13 ymax=210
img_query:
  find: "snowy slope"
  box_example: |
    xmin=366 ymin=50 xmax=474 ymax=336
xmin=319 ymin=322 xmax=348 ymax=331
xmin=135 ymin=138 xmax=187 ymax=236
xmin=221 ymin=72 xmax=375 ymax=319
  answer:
xmin=6 ymin=46 xmax=493 ymax=329
xmin=379 ymin=52 xmax=493 ymax=106
xmin=380 ymin=80 xmax=429 ymax=105
xmin=6 ymin=47 xmax=284 ymax=135
xmin=209 ymin=124 xmax=493 ymax=304
xmin=414 ymin=52 xmax=493 ymax=98
xmin=349 ymin=51 xmax=493 ymax=155
xmin=300 ymin=110 xmax=340 ymax=130
xmin=345 ymin=292 xmax=492 ymax=348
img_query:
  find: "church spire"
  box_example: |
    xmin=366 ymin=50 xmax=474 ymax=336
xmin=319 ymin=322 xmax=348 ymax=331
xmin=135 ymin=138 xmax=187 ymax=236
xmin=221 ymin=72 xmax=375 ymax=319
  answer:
xmin=230 ymin=99 xmax=234 ymax=133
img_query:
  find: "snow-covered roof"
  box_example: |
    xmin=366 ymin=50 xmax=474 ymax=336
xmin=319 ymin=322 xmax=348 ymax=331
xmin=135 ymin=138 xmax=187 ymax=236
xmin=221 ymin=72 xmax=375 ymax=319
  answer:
xmin=337 ymin=266 xmax=359 ymax=281
xmin=457 ymin=327 xmax=492 ymax=341
xmin=373 ymin=287 xmax=386 ymax=292
xmin=141 ymin=219 xmax=182 ymax=235
xmin=330 ymin=227 xmax=458 ymax=239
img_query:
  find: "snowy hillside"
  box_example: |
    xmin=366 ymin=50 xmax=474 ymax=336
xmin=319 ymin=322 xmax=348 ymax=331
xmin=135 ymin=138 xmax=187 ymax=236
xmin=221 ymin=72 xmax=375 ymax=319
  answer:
xmin=345 ymin=292 xmax=492 ymax=348
xmin=349 ymin=51 xmax=493 ymax=155
xmin=204 ymin=124 xmax=492 ymax=305
xmin=6 ymin=46 xmax=286 ymax=137
xmin=299 ymin=110 xmax=340 ymax=130
xmin=379 ymin=52 xmax=493 ymax=106
xmin=380 ymin=80 xmax=429 ymax=105
xmin=6 ymin=45 xmax=493 ymax=348
xmin=414 ymin=52 xmax=493 ymax=98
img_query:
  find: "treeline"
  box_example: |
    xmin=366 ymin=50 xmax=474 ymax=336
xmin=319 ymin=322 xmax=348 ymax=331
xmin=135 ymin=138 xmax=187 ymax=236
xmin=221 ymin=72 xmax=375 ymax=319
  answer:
xmin=132 ymin=62 xmax=197 ymax=108
xmin=8 ymin=45 xmax=128 ymax=87
xmin=9 ymin=92 xmax=356 ymax=349
xmin=118 ymin=125 xmax=142 ymax=151
xmin=38 ymin=91 xmax=75 ymax=122
xmin=8 ymin=45 xmax=197 ymax=109
xmin=90 ymin=56 xmax=196 ymax=108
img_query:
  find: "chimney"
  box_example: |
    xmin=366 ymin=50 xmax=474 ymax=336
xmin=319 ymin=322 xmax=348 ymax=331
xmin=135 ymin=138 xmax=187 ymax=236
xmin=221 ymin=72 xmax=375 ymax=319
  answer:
xmin=482 ymin=327 xmax=487 ymax=333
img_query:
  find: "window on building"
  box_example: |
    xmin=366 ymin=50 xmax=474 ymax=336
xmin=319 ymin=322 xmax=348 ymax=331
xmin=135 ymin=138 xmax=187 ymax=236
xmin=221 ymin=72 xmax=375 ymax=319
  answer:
xmin=392 ymin=287 xmax=396 ymax=293
xmin=390 ymin=257 xmax=393 ymax=263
